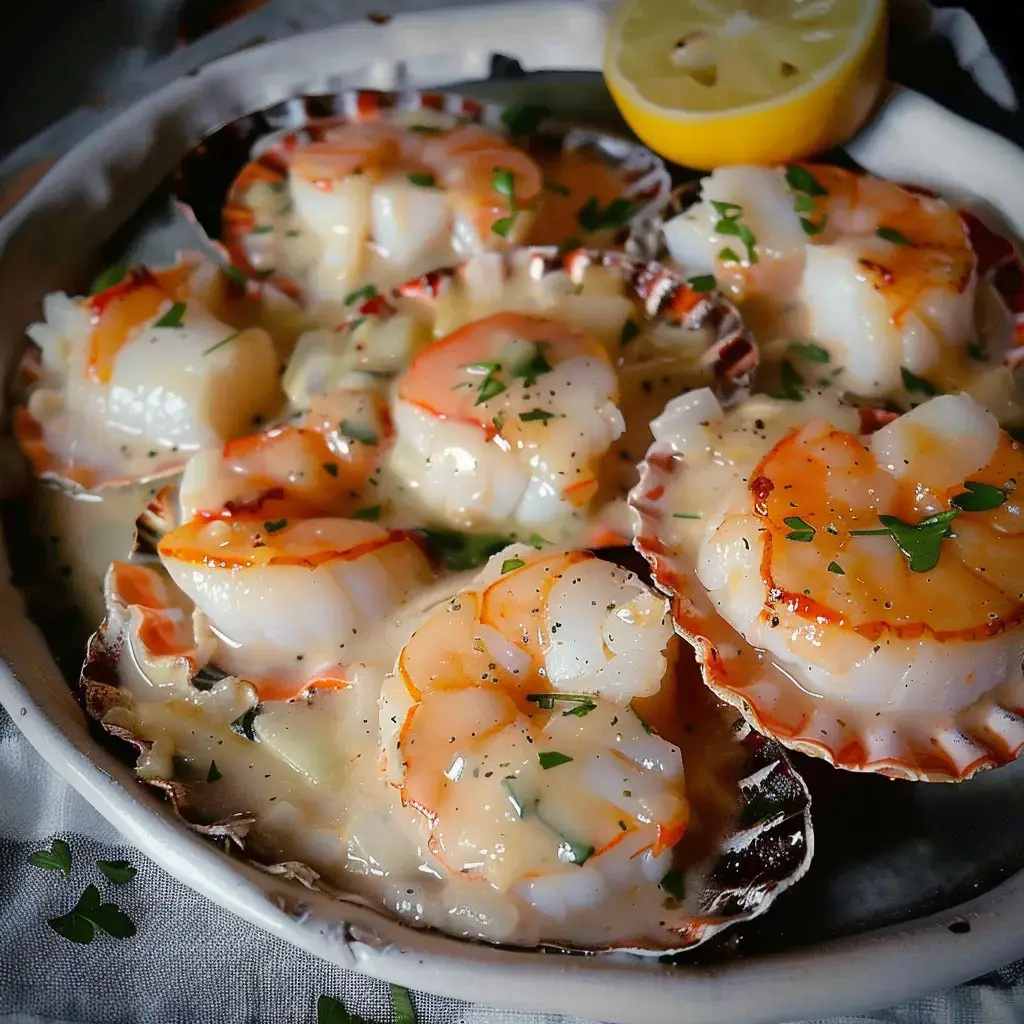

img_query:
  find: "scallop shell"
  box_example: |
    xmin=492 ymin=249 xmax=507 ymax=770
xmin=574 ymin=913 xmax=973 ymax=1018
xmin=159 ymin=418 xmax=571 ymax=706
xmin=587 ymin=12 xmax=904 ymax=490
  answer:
xmin=171 ymin=88 xmax=672 ymax=304
xmin=12 ymin=252 xmax=293 ymax=498
xmin=629 ymin=442 xmax=1024 ymax=783
xmin=79 ymin=554 xmax=813 ymax=956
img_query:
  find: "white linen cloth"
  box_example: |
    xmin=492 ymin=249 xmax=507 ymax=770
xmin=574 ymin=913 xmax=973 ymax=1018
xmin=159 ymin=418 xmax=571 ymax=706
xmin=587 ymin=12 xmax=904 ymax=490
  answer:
xmin=2 ymin=2 xmax=1024 ymax=1022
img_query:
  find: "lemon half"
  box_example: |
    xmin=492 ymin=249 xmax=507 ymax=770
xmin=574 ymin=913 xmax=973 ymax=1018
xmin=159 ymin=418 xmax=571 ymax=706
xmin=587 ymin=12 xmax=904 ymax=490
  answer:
xmin=604 ymin=0 xmax=888 ymax=170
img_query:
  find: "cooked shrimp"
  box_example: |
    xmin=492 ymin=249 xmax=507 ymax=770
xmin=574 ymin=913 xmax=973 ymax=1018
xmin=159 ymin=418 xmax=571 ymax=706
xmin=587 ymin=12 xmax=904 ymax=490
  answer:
xmin=663 ymin=164 xmax=976 ymax=398
xmin=653 ymin=389 xmax=1024 ymax=719
xmin=239 ymin=122 xmax=545 ymax=301
xmin=388 ymin=312 xmax=624 ymax=531
xmin=178 ymin=389 xmax=389 ymax=521
xmin=21 ymin=257 xmax=283 ymax=487
xmin=159 ymin=516 xmax=433 ymax=692
xmin=379 ymin=546 xmax=688 ymax=911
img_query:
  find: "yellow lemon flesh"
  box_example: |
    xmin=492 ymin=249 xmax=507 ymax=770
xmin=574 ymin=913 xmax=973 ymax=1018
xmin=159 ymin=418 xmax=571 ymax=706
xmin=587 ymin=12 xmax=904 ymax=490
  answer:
xmin=604 ymin=0 xmax=888 ymax=170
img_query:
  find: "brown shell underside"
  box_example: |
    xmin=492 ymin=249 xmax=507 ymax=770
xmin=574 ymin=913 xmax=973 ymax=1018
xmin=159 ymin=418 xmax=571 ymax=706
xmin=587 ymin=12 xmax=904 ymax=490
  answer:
xmin=630 ymin=446 xmax=1024 ymax=783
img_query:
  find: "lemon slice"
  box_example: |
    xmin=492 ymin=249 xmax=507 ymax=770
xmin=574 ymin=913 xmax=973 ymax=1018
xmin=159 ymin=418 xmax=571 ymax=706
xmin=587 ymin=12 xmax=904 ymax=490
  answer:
xmin=604 ymin=0 xmax=887 ymax=170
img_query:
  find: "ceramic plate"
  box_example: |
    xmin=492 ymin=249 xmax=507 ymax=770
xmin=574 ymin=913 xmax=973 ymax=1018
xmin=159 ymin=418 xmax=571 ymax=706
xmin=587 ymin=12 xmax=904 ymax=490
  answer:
xmin=3 ymin=4 xmax=1024 ymax=1023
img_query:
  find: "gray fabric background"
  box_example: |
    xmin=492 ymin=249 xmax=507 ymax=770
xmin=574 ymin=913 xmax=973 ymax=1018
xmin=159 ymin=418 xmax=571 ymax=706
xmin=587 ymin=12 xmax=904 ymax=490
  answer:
xmin=2 ymin=2 xmax=1024 ymax=1021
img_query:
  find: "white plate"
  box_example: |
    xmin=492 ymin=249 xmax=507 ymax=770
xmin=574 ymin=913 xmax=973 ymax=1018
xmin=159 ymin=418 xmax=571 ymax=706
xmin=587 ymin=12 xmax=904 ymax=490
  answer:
xmin=3 ymin=4 xmax=1024 ymax=1022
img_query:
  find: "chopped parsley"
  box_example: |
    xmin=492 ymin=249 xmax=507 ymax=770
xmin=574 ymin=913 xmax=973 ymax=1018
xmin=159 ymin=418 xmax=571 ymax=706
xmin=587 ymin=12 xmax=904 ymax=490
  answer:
xmin=153 ymin=301 xmax=186 ymax=328
xmin=88 ymin=264 xmax=127 ymax=295
xmin=344 ymin=284 xmax=377 ymax=306
xmin=619 ymin=318 xmax=640 ymax=347
xmin=827 ymin=561 xmax=845 ymax=575
xmin=877 ymin=226 xmax=915 ymax=246
xmin=352 ymin=505 xmax=382 ymax=522
xmin=250 ymin=225 xmax=273 ymax=235
xmin=264 ymin=518 xmax=288 ymax=534
xmin=538 ymin=751 xmax=573 ymax=770
xmin=519 ymin=408 xmax=559 ymax=423
xmin=577 ymin=196 xmax=636 ymax=232
xmin=48 ymin=884 xmax=136 ymax=944
xmin=501 ymin=557 xmax=526 ymax=574
xmin=416 ymin=529 xmax=514 ymax=571
xmin=322 ymin=462 xmax=339 ymax=478
xmin=96 ymin=860 xmax=137 ymax=885
xmin=771 ymin=358 xmax=805 ymax=401
xmin=28 ymin=838 xmax=71 ymax=876
xmin=687 ymin=274 xmax=716 ymax=293
xmin=785 ymin=165 xmax=828 ymax=197
xmin=207 ymin=760 xmax=223 ymax=782
xmin=800 ymin=215 xmax=828 ymax=236
xmin=491 ymin=214 xmax=517 ymax=238
xmin=407 ymin=124 xmax=444 ymax=134
xmin=202 ymin=330 xmax=240 ymax=357
xmin=718 ymin=246 xmax=742 ymax=263
xmin=543 ymin=179 xmax=570 ymax=196
xmin=900 ymin=366 xmax=941 ymax=396
xmin=526 ymin=693 xmax=597 ymax=716
xmin=784 ymin=516 xmax=815 ymax=542
xmin=338 ymin=419 xmax=379 ymax=446
xmin=951 ymin=481 xmax=1007 ymax=512
xmin=788 ymin=341 xmax=830 ymax=363
xmin=407 ymin=172 xmax=436 ymax=188
xmin=712 ymin=200 xmax=758 ymax=264
xmin=672 ymin=512 xmax=702 ymax=520
xmin=527 ymin=532 xmax=549 ymax=549
xmin=850 ymin=510 xmax=959 ymax=573
xmin=391 ymin=984 xmax=417 ymax=1024
xmin=509 ymin=341 xmax=553 ymax=387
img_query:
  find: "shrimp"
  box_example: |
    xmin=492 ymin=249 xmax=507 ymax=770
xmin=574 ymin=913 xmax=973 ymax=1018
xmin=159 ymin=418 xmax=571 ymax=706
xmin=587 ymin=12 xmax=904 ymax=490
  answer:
xmin=158 ymin=516 xmax=433 ymax=694
xmin=20 ymin=257 xmax=283 ymax=487
xmin=178 ymin=389 xmax=389 ymax=521
xmin=379 ymin=546 xmax=688 ymax=913
xmin=663 ymin=164 xmax=976 ymax=398
xmin=388 ymin=312 xmax=624 ymax=531
xmin=643 ymin=388 xmax=1024 ymax=757
xmin=240 ymin=122 xmax=545 ymax=301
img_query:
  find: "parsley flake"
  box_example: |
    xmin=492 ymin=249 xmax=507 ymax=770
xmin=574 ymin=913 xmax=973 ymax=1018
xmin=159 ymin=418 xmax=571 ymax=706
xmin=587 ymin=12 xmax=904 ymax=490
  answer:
xmin=344 ymin=284 xmax=377 ymax=306
xmin=900 ymin=366 xmax=942 ymax=396
xmin=207 ymin=760 xmax=223 ymax=782
xmin=519 ymin=408 xmax=559 ymax=423
xmin=788 ymin=341 xmax=830 ymax=363
xmin=491 ymin=214 xmax=517 ymax=238
xmin=672 ymin=512 xmax=702 ymax=520
xmin=784 ymin=516 xmax=815 ymax=542
xmin=850 ymin=510 xmax=959 ymax=573
xmin=48 ymin=884 xmax=136 ymax=944
xmin=264 ymin=518 xmax=288 ymax=534
xmin=510 ymin=342 xmax=553 ymax=387
xmin=88 ymin=264 xmax=127 ymax=295
xmin=619 ymin=318 xmax=640 ymax=347
xmin=96 ymin=860 xmax=137 ymax=885
xmin=153 ymin=301 xmax=186 ymax=328
xmin=538 ymin=751 xmax=573 ymax=769
xmin=28 ymin=838 xmax=71 ymax=876
xmin=526 ymin=693 xmax=596 ymax=716
xmin=352 ymin=505 xmax=382 ymax=522
xmin=771 ymin=358 xmax=805 ymax=401
xmin=687 ymin=274 xmax=716 ymax=293
xmin=785 ymin=165 xmax=828 ymax=196
xmin=407 ymin=172 xmax=436 ymax=188
xmin=577 ymin=196 xmax=636 ymax=232
xmin=416 ymin=530 xmax=514 ymax=571
xmin=492 ymin=169 xmax=517 ymax=206
xmin=827 ymin=561 xmax=845 ymax=575
xmin=712 ymin=201 xmax=758 ymax=263
xmin=202 ymin=330 xmax=240 ymax=357
xmin=501 ymin=557 xmax=526 ymax=574
xmin=877 ymin=226 xmax=915 ymax=246
xmin=951 ymin=481 xmax=1007 ymax=512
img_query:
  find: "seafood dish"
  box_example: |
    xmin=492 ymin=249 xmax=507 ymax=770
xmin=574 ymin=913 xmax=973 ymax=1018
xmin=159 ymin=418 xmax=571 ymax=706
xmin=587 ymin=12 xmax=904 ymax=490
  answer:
xmin=9 ymin=89 xmax=1024 ymax=960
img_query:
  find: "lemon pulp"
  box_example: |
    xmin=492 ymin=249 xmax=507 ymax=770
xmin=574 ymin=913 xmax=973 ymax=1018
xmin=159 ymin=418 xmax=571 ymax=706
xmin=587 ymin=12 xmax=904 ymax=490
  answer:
xmin=605 ymin=0 xmax=888 ymax=169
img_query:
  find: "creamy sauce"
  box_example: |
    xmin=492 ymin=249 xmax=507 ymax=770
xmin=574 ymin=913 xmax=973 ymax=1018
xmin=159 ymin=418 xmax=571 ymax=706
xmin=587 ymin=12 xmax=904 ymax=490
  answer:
xmin=68 ymin=534 xmax=747 ymax=952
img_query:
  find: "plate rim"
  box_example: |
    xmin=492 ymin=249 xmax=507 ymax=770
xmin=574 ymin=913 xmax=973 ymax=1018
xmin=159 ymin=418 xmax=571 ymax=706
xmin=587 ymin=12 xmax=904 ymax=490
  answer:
xmin=3 ymin=4 xmax=1024 ymax=1022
